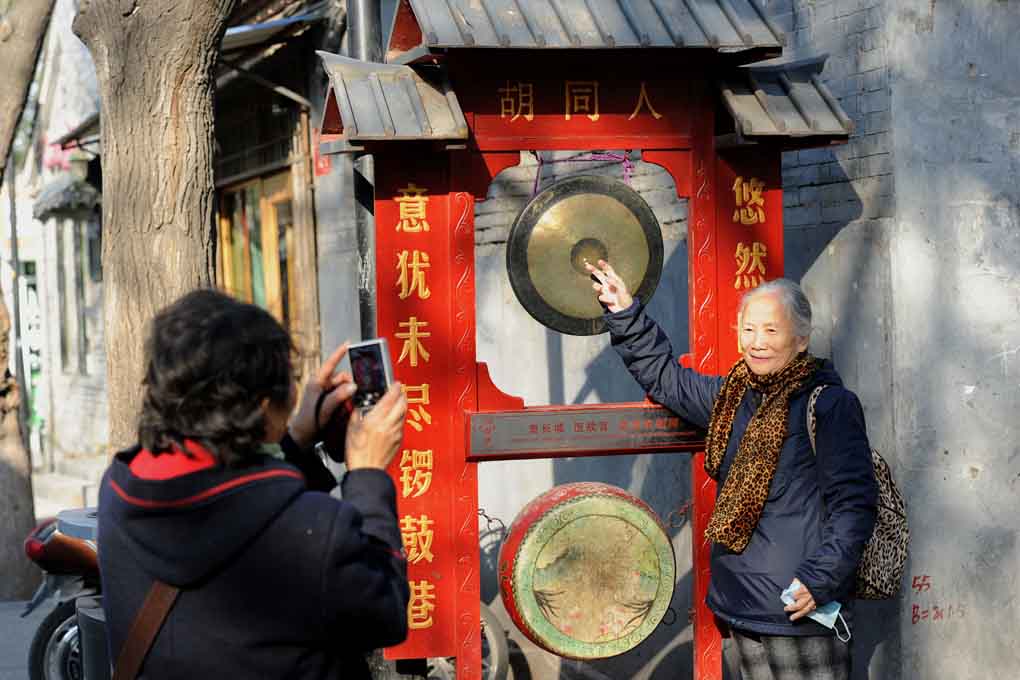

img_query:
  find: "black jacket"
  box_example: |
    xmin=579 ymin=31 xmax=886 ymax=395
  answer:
xmin=607 ymin=303 xmax=878 ymax=636
xmin=98 ymin=436 xmax=409 ymax=678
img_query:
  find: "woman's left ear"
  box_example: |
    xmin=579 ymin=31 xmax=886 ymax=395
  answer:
xmin=797 ymin=336 xmax=810 ymax=354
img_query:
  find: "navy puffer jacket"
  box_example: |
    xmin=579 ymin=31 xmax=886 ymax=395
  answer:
xmin=606 ymin=303 xmax=878 ymax=636
xmin=98 ymin=435 xmax=409 ymax=678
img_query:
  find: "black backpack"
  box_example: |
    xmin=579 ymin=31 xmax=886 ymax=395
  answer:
xmin=807 ymin=385 xmax=909 ymax=600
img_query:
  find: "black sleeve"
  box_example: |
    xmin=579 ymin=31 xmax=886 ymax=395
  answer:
xmin=321 ymin=469 xmax=409 ymax=649
xmin=794 ymin=388 xmax=879 ymax=604
xmin=604 ymin=302 xmax=723 ymax=429
xmin=280 ymin=432 xmax=337 ymax=493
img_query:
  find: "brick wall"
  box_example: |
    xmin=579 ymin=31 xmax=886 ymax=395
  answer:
xmin=765 ymin=0 xmax=895 ymax=278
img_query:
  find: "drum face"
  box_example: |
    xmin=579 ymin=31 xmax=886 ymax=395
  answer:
xmin=499 ymin=483 xmax=675 ymax=660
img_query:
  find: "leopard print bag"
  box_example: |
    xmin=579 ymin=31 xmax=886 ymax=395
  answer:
xmin=808 ymin=386 xmax=909 ymax=600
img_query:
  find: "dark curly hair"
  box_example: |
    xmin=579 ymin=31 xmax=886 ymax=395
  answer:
xmin=137 ymin=289 xmax=294 ymax=466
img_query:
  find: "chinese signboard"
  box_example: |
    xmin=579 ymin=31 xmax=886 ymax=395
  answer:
xmin=376 ymin=169 xmax=459 ymax=658
xmin=457 ymin=72 xmax=695 ymax=150
xmin=468 ymin=406 xmax=703 ymax=459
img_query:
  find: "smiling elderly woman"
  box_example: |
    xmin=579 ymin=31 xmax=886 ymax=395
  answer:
xmin=587 ymin=261 xmax=878 ymax=680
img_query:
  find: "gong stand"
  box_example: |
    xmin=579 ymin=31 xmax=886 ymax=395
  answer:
xmin=327 ymin=49 xmax=786 ymax=679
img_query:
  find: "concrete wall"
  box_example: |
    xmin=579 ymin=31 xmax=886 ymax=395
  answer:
xmin=886 ymin=1 xmax=1020 ymax=678
xmin=762 ymin=0 xmax=1020 ymax=678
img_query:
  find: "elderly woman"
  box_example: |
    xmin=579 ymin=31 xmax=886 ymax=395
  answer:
xmin=98 ymin=289 xmax=409 ymax=679
xmin=587 ymin=261 xmax=877 ymax=680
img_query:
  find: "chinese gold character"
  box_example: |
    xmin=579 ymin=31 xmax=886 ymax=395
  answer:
xmin=628 ymin=82 xmax=663 ymax=120
xmin=408 ymin=580 xmax=437 ymax=630
xmin=400 ymin=514 xmax=436 ymax=564
xmin=399 ymin=449 xmax=433 ymax=498
xmin=395 ymin=317 xmax=431 ymax=367
xmin=396 ymin=250 xmax=431 ymax=300
xmin=732 ymin=176 xmax=766 ymax=225
xmin=734 ymin=242 xmax=767 ymax=289
xmin=402 ymin=383 xmax=433 ymax=432
xmin=498 ymin=81 xmax=534 ymax=122
xmin=565 ymin=81 xmax=600 ymax=121
xmin=395 ymin=184 xmax=430 ymax=233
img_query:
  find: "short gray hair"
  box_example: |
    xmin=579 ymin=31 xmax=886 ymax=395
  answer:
xmin=739 ymin=278 xmax=813 ymax=339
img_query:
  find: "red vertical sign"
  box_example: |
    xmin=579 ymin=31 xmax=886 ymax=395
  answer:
xmin=715 ymin=151 xmax=785 ymax=369
xmin=375 ymin=155 xmax=459 ymax=659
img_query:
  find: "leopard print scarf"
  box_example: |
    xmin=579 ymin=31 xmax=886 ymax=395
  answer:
xmin=703 ymin=353 xmax=820 ymax=553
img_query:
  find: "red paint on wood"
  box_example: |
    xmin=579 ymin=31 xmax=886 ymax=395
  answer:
xmin=476 ymin=362 xmax=525 ymax=411
xmin=385 ymin=0 xmax=424 ymax=62
xmin=375 ymin=155 xmax=458 ymax=659
xmin=714 ymin=151 xmax=785 ymax=368
xmin=449 ymin=160 xmax=483 ymax=676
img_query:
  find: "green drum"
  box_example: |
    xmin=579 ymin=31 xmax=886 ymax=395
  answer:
xmin=498 ymin=482 xmax=675 ymax=659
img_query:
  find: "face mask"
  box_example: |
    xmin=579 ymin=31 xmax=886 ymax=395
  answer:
xmin=780 ymin=582 xmax=851 ymax=643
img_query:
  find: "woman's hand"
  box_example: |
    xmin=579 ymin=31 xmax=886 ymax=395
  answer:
xmin=344 ymin=384 xmax=408 ymax=471
xmin=784 ymin=579 xmax=817 ymax=621
xmin=585 ymin=259 xmax=634 ymax=313
xmin=288 ymin=343 xmax=357 ymax=449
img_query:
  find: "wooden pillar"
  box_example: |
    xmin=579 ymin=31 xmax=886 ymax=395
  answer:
xmin=374 ymin=151 xmax=461 ymax=660
xmin=372 ymin=149 xmax=520 ymax=671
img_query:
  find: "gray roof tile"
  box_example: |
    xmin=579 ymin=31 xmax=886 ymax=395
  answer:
xmin=718 ymin=56 xmax=853 ymax=139
xmin=318 ymin=51 xmax=469 ymax=145
xmin=398 ymin=0 xmax=784 ymax=53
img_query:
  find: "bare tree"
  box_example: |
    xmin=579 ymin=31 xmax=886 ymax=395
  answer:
xmin=0 ymin=0 xmax=57 ymax=600
xmin=73 ymin=0 xmax=238 ymax=450
xmin=0 ymin=0 xmax=55 ymax=185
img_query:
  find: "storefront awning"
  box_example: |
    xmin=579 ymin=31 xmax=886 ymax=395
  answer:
xmin=317 ymin=51 xmax=469 ymax=153
xmin=718 ymin=55 xmax=854 ymax=144
xmin=221 ymin=2 xmax=327 ymax=53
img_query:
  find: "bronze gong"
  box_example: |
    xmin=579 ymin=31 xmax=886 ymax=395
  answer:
xmin=506 ymin=175 xmax=663 ymax=335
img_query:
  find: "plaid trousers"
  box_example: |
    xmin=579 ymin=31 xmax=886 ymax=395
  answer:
xmin=732 ymin=631 xmax=850 ymax=680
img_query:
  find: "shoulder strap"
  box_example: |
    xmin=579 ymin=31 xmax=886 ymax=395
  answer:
xmin=806 ymin=385 xmax=827 ymax=455
xmin=113 ymin=580 xmax=180 ymax=680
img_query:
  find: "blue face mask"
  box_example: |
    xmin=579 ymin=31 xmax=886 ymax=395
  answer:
xmin=781 ymin=582 xmax=851 ymax=642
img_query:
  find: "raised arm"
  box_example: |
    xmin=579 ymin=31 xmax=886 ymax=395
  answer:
xmin=587 ymin=260 xmax=722 ymax=429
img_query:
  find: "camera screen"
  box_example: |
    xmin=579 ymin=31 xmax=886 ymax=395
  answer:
xmin=350 ymin=343 xmax=388 ymax=407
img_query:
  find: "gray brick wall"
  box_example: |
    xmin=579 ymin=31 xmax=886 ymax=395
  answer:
xmin=764 ymin=0 xmax=895 ymax=249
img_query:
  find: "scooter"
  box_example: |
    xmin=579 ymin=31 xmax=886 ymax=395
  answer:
xmin=22 ymin=515 xmax=100 ymax=680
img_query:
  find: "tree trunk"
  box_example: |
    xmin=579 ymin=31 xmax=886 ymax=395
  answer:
xmin=73 ymin=0 xmax=238 ymax=451
xmin=0 ymin=0 xmax=57 ymax=600
xmin=0 ymin=274 xmax=37 ymax=599
xmin=0 ymin=0 xmax=57 ymax=186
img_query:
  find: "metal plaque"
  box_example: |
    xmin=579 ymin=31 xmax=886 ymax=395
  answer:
xmin=468 ymin=405 xmax=704 ymax=460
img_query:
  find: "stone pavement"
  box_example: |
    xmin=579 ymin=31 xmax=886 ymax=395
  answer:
xmin=0 ymin=598 xmax=51 ymax=680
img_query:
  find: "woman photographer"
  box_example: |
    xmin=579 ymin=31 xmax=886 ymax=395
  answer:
xmin=587 ymin=261 xmax=877 ymax=680
xmin=98 ymin=289 xmax=409 ymax=679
